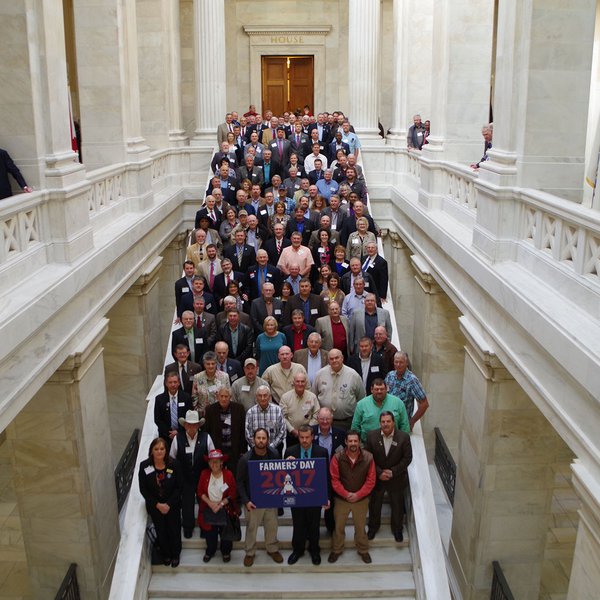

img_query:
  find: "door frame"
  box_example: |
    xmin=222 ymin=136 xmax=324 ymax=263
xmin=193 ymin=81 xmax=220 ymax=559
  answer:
xmin=261 ymin=56 xmax=315 ymax=115
xmin=243 ymin=26 xmax=331 ymax=115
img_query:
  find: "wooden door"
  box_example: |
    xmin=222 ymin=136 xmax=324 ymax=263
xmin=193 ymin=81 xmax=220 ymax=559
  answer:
xmin=261 ymin=56 xmax=314 ymax=115
xmin=261 ymin=57 xmax=287 ymax=116
xmin=289 ymin=57 xmax=314 ymax=115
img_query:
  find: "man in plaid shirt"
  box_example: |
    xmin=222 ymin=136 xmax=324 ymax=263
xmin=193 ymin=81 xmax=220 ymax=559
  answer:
xmin=244 ymin=385 xmax=286 ymax=451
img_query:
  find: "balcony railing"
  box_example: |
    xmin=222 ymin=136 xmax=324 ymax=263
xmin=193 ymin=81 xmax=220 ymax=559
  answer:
xmin=434 ymin=427 xmax=456 ymax=506
xmin=115 ymin=428 xmax=141 ymax=511
xmin=490 ymin=561 xmax=515 ymax=600
xmin=54 ymin=563 xmax=80 ymax=600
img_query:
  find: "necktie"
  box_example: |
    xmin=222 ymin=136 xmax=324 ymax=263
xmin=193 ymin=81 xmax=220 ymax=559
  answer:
xmin=277 ymin=239 xmax=281 ymax=253
xmin=209 ymin=261 xmax=215 ymax=290
xmin=272 ymin=128 xmax=276 ymax=139
xmin=362 ymin=259 xmax=369 ymax=273
xmin=180 ymin=364 xmax=186 ymax=388
xmin=170 ymin=396 xmax=178 ymax=430
xmin=259 ymin=268 xmax=265 ymax=294
xmin=226 ymin=274 xmax=230 ymax=286
xmin=237 ymin=246 xmax=243 ymax=265
xmin=196 ymin=315 xmax=202 ymax=329
xmin=278 ymin=140 xmax=283 ymax=159
xmin=296 ymin=134 xmax=300 ymax=145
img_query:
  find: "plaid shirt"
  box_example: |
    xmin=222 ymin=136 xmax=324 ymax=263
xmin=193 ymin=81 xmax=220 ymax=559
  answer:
xmin=384 ymin=369 xmax=427 ymax=418
xmin=245 ymin=402 xmax=286 ymax=449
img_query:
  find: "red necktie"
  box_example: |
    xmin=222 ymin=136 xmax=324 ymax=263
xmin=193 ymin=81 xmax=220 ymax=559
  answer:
xmin=278 ymin=140 xmax=283 ymax=159
xmin=196 ymin=315 xmax=201 ymax=328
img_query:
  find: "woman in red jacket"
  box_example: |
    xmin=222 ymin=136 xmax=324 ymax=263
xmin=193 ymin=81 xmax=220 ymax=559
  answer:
xmin=197 ymin=449 xmax=239 ymax=562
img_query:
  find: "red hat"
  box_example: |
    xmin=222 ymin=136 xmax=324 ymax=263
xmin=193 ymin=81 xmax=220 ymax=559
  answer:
xmin=204 ymin=449 xmax=228 ymax=462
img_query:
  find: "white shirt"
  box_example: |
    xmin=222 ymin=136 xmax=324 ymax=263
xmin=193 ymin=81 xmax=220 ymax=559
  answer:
xmin=307 ymin=351 xmax=323 ymax=386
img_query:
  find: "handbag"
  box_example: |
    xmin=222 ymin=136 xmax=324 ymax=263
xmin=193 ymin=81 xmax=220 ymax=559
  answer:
xmin=146 ymin=524 xmax=163 ymax=565
xmin=221 ymin=511 xmax=242 ymax=542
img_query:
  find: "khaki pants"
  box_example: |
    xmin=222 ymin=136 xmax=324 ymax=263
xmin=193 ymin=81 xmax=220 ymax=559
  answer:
xmin=244 ymin=507 xmax=279 ymax=556
xmin=332 ymin=496 xmax=369 ymax=554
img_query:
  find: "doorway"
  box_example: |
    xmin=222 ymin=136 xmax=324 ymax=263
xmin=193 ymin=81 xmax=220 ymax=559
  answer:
xmin=261 ymin=56 xmax=314 ymax=115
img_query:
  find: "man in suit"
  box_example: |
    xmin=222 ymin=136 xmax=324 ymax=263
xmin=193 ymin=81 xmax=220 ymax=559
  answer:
xmin=328 ymin=130 xmax=351 ymax=161
xmin=285 ymin=425 xmax=330 ymax=565
xmin=259 ymin=116 xmax=280 ymax=146
xmin=348 ymin=294 xmax=393 ymax=354
xmin=238 ymin=154 xmax=264 ymax=188
xmin=293 ymin=332 xmax=328 ymax=386
xmin=212 ymin=258 xmax=245 ymax=309
xmin=283 ymin=309 xmax=317 ymax=352
xmin=171 ymin=310 xmax=209 ymax=364
xmin=315 ymin=301 xmax=350 ymax=356
xmin=164 ymin=344 xmax=202 ymax=395
xmin=372 ymin=326 xmax=398 ymax=377
xmin=217 ymin=112 xmax=235 ymax=146
xmin=191 ymin=296 xmax=218 ymax=350
xmin=154 ymin=371 xmax=193 ymax=447
xmin=245 ymin=249 xmax=283 ymax=300
xmin=210 ymin=141 xmax=238 ymax=174
xmin=283 ymin=278 xmax=327 ymax=327
xmin=340 ymin=199 xmax=377 ymax=245
xmin=250 ymin=282 xmax=284 ymax=335
xmin=223 ymin=229 xmax=257 ymax=273
xmin=216 ymin=296 xmax=251 ymax=328
xmin=214 ymin=340 xmax=244 ymax=384
xmin=263 ymin=223 xmax=291 ymax=266
xmin=260 ymin=149 xmax=281 ymax=192
xmin=307 ymin=113 xmax=332 ymax=145
xmin=204 ymin=387 xmax=247 ymax=475
xmin=362 ymin=241 xmax=389 ymax=301
xmin=174 ymin=261 xmax=196 ymax=315
xmin=321 ymin=195 xmax=348 ymax=234
xmin=364 ymin=411 xmax=412 ymax=542
xmin=285 ymin=206 xmax=313 ymax=246
xmin=307 ymin=159 xmax=326 ymax=185
xmin=178 ymin=275 xmax=217 ymax=317
xmin=197 ymin=245 xmax=223 ymax=294
xmin=288 ymin=122 xmax=310 ymax=164
xmin=347 ymin=337 xmax=386 ymax=392
xmin=217 ymin=309 xmax=254 ymax=364
xmin=269 ymin=127 xmax=291 ymax=167
xmin=195 ymin=196 xmax=223 ymax=231
xmin=0 ymin=147 xmax=32 ymax=199
xmin=341 ymin=258 xmax=379 ymax=299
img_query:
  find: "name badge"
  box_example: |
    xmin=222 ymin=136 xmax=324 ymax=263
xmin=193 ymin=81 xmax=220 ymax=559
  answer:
xmin=365 ymin=282 xmax=370 ymax=288
xmin=144 ymin=465 xmax=155 ymax=475
xmin=371 ymin=366 xmax=379 ymax=373
xmin=241 ymin=385 xmax=251 ymax=392
xmin=417 ymin=132 xmax=423 ymax=137
xmin=352 ymin=239 xmax=360 ymax=245
xmin=182 ymin=287 xmax=189 ymax=293
xmin=178 ymin=402 xmax=185 ymax=407
xmin=260 ymin=210 xmax=267 ymax=216
xmin=318 ymin=247 xmax=325 ymax=253
xmin=250 ymin=273 xmax=255 ymax=278
xmin=196 ymin=338 xmax=203 ymax=344
xmin=208 ymin=386 xmax=217 ymax=393
xmin=331 ymin=224 xmax=336 ymax=230
xmin=311 ymin=308 xmax=318 ymax=315
xmin=185 ymin=446 xmax=193 ymax=454
xmin=274 ymin=309 xmax=282 ymax=315
xmin=266 ymin=273 xmax=272 ymax=278
xmin=221 ymin=483 xmax=229 ymax=492
xmin=231 ymin=374 xmax=238 ymax=382
xmin=206 ymin=304 xmax=212 ymax=310
xmin=224 ymin=416 xmax=231 ymax=426
xmin=341 ymin=262 xmax=349 ymax=268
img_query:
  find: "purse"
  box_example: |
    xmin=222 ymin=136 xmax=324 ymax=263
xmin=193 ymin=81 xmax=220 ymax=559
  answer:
xmin=221 ymin=512 xmax=242 ymax=542
xmin=204 ymin=507 xmax=227 ymax=526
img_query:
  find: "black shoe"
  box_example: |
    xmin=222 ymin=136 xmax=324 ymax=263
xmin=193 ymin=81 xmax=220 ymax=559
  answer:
xmin=183 ymin=528 xmax=193 ymax=539
xmin=203 ymin=554 xmax=212 ymax=563
xmin=222 ymin=554 xmax=231 ymax=563
xmin=287 ymin=551 xmax=303 ymax=565
xmin=171 ymin=557 xmax=180 ymax=568
xmin=394 ymin=529 xmax=404 ymax=542
xmin=311 ymin=553 xmax=321 ymax=565
xmin=367 ymin=529 xmax=377 ymax=540
xmin=277 ymin=507 xmax=284 ymax=516
xmin=163 ymin=557 xmax=171 ymax=566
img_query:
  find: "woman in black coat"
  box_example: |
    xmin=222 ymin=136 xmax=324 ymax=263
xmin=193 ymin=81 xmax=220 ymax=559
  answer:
xmin=138 ymin=437 xmax=183 ymax=567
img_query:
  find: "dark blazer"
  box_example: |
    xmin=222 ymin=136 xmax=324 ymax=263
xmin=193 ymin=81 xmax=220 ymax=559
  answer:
xmin=347 ymin=352 xmax=385 ymax=393
xmin=216 ymin=310 xmax=252 ymax=328
xmin=174 ymin=276 xmax=195 ymax=315
xmin=154 ymin=389 xmax=193 ymax=442
xmin=364 ymin=428 xmax=412 ymax=490
xmin=171 ymin=325 xmax=209 ymax=364
xmin=362 ymin=255 xmax=389 ymax=300
xmin=204 ymin=401 xmax=247 ymax=466
xmin=223 ymin=244 xmax=257 ymax=273
xmin=212 ymin=270 xmax=246 ymax=307
xmin=283 ymin=323 xmax=317 ymax=351
xmin=263 ymin=236 xmax=292 ymax=266
xmin=288 ymin=132 xmax=310 ymax=161
xmin=268 ymin=138 xmax=292 ymax=167
xmin=178 ymin=290 xmax=217 ymax=317
xmin=285 ymin=218 xmax=313 ymax=246
xmin=321 ymin=207 xmax=349 ymax=235
xmin=339 ymin=214 xmax=377 ymax=246
xmin=328 ymin=140 xmax=351 ymax=160
xmin=164 ymin=360 xmax=202 ymax=395
xmin=195 ymin=206 xmax=223 ymax=230
xmin=192 ymin=311 xmax=218 ymax=350
xmin=250 ymin=297 xmax=285 ymax=334
xmin=245 ymin=264 xmax=284 ymax=300
xmin=308 ymin=123 xmax=332 ymax=144
xmin=138 ymin=457 xmax=183 ymax=510
xmin=307 ymin=169 xmax=326 ymax=186
xmin=238 ymin=166 xmax=264 ymax=188
xmin=260 ymin=160 xmax=282 ymax=187
xmin=217 ymin=358 xmax=244 ymax=384
xmin=283 ymin=293 xmax=328 ymax=327
xmin=311 ymin=242 xmax=336 ymax=271
xmin=311 ymin=425 xmax=346 ymax=459
xmin=340 ymin=271 xmax=380 ymax=299
xmin=232 ymin=202 xmax=256 ymax=216
xmin=210 ymin=151 xmax=238 ymax=174
xmin=285 ymin=443 xmax=329 ymax=470
xmin=217 ymin=322 xmax=254 ymax=363
xmin=0 ymin=149 xmax=27 ymax=200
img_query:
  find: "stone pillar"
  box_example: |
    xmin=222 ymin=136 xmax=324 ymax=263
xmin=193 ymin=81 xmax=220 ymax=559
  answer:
xmin=480 ymin=0 xmax=595 ymax=202
xmin=192 ymin=0 xmax=226 ymax=145
xmin=449 ymin=317 xmax=573 ymax=600
xmin=7 ymin=319 xmax=119 ymax=599
xmin=347 ymin=0 xmax=382 ymax=140
xmin=411 ymin=254 xmax=464 ymax=456
xmin=420 ymin=0 xmax=494 ymax=164
xmin=165 ymin=0 xmax=187 ymax=146
xmin=567 ymin=462 xmax=600 ymax=599
xmin=73 ymin=0 xmax=150 ymax=169
xmin=104 ymin=256 xmax=164 ymax=465
xmin=387 ymin=0 xmax=433 ymax=144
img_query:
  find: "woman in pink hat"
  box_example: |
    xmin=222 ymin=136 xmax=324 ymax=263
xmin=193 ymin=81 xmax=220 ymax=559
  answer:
xmin=197 ymin=449 xmax=239 ymax=562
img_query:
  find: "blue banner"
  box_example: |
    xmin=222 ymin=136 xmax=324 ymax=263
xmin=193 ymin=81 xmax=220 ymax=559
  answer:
xmin=248 ymin=457 xmax=328 ymax=508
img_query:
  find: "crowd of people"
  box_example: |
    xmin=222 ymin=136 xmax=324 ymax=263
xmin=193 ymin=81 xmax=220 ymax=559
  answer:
xmin=139 ymin=106 xmax=430 ymax=569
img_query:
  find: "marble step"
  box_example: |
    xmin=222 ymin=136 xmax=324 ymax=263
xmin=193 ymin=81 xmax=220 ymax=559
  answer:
xmin=182 ymin=524 xmax=409 ymax=550
xmin=148 ymin=569 xmax=416 ymax=598
xmin=153 ymin=546 xmax=413 ymax=574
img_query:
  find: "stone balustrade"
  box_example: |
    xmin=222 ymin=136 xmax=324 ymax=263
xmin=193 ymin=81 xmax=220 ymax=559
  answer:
xmin=0 ymin=194 xmax=42 ymax=265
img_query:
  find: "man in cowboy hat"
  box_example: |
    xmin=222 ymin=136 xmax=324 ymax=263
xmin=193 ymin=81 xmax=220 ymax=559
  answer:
xmin=169 ymin=410 xmax=214 ymax=538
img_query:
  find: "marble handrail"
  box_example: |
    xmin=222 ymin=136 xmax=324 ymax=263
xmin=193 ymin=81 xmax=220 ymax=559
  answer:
xmin=0 ymin=192 xmax=44 ymax=265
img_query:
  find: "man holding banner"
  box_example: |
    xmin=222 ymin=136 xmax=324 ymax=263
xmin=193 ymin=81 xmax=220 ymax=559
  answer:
xmin=237 ymin=428 xmax=283 ymax=567
xmin=285 ymin=425 xmax=329 ymax=565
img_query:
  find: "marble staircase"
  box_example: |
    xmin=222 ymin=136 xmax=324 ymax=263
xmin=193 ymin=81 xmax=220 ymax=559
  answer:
xmin=148 ymin=505 xmax=416 ymax=599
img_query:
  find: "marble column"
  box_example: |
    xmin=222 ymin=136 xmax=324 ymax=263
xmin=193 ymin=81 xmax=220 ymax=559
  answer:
xmin=449 ymin=317 xmax=573 ymax=600
xmin=104 ymin=256 xmax=164 ymax=465
xmin=165 ymin=0 xmax=187 ymax=146
xmin=192 ymin=0 xmax=226 ymax=145
xmin=420 ymin=0 xmax=494 ymax=163
xmin=411 ymin=254 xmax=464 ymax=456
xmin=348 ymin=0 xmax=382 ymax=141
xmin=480 ymin=0 xmax=595 ymax=202
xmin=73 ymin=0 xmax=149 ymax=170
xmin=7 ymin=319 xmax=119 ymax=599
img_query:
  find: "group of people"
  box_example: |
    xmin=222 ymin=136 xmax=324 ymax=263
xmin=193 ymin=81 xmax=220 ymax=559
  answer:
xmin=138 ymin=106 xmax=430 ymax=569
